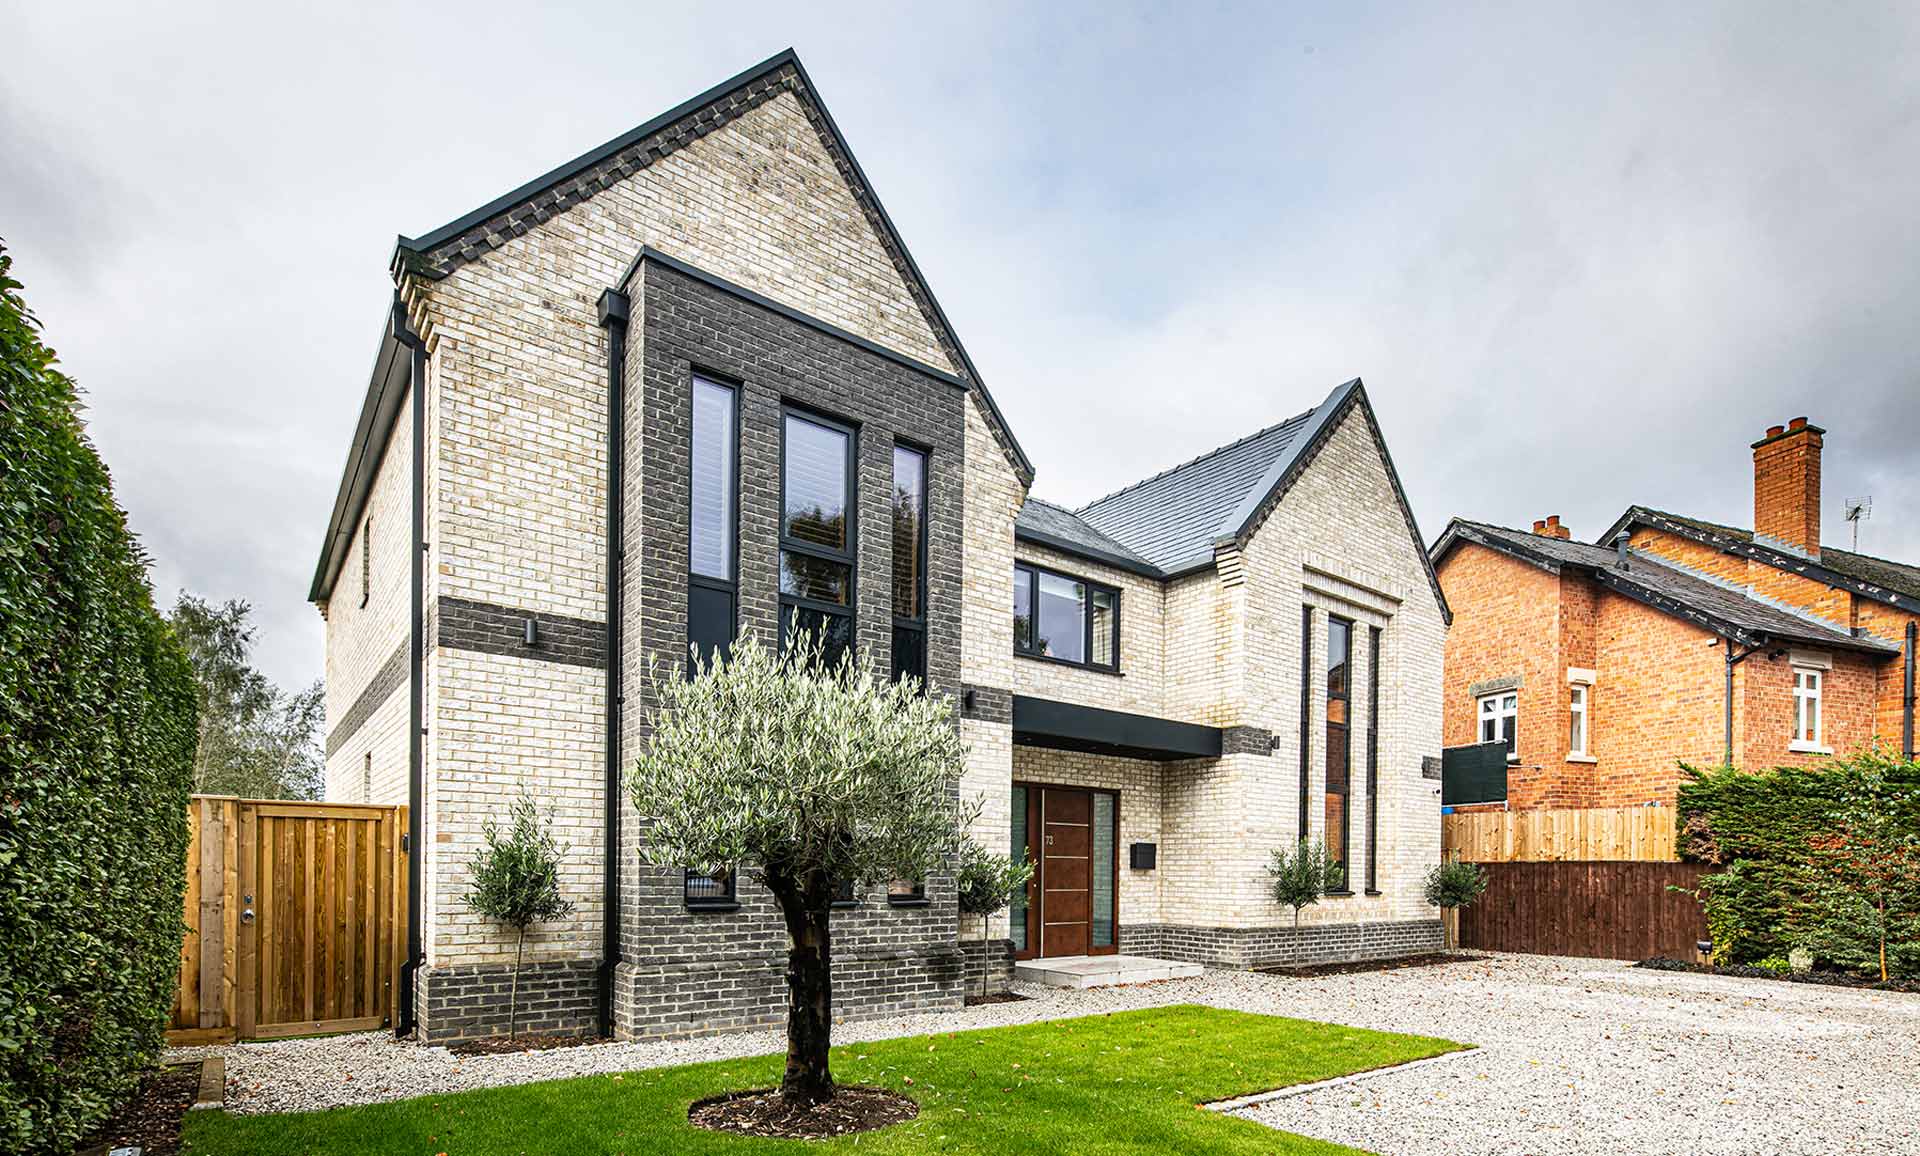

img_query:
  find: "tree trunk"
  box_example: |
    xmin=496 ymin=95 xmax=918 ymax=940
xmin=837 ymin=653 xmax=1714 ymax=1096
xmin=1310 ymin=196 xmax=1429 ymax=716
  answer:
xmin=769 ymin=869 xmax=835 ymax=1107
xmin=1879 ymin=895 xmax=1888 ymax=983
xmin=509 ymin=924 xmax=524 ymax=1042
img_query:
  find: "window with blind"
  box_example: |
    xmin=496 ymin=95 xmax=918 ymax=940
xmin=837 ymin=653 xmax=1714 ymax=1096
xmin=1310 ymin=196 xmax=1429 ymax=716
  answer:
xmin=780 ymin=408 xmax=856 ymax=668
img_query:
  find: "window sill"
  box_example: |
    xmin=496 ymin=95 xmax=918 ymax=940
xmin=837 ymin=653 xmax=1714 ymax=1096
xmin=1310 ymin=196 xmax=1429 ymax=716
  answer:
xmin=1325 ymin=890 xmax=1356 ymax=899
xmin=684 ymin=902 xmax=739 ymax=914
xmin=1566 ymin=754 xmax=1597 ymax=764
xmin=831 ymin=900 xmax=859 ymax=910
xmin=886 ymin=897 xmax=931 ymax=908
xmin=1363 ymin=889 xmax=1383 ymax=897
xmin=1013 ymin=651 xmax=1124 ymax=677
xmin=1788 ymin=741 xmax=1832 ymax=755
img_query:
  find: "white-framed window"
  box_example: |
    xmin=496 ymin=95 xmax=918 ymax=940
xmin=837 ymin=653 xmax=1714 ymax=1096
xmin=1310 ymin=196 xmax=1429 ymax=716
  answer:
xmin=1478 ymin=692 xmax=1518 ymax=761
xmin=1792 ymin=666 xmax=1823 ymax=749
xmin=1568 ymin=683 xmax=1589 ymax=757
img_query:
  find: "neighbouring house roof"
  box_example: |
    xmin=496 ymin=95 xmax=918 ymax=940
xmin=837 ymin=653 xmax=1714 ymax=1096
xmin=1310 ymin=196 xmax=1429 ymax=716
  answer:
xmin=311 ymin=49 xmax=1031 ymax=603
xmin=1432 ymin=519 xmax=1901 ymax=655
xmin=1017 ymin=378 xmax=1450 ymax=622
xmin=1599 ymin=505 xmax=1920 ymax=614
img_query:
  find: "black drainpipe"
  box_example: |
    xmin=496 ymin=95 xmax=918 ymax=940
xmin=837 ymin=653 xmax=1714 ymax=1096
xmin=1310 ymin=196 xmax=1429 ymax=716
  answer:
xmin=1722 ymin=638 xmax=1759 ymax=768
xmin=397 ymin=296 xmax=426 ymax=1037
xmin=595 ymin=288 xmax=630 ymax=1038
xmin=1904 ymin=621 xmax=1916 ymax=760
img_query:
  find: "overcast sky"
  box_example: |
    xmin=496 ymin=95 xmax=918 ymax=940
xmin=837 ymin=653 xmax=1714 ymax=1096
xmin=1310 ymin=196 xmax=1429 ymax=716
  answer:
xmin=5 ymin=2 xmax=1918 ymax=690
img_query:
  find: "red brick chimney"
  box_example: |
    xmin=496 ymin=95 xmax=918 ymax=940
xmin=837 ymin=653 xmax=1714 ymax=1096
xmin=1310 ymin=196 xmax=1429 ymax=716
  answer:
xmin=1531 ymin=515 xmax=1571 ymax=540
xmin=1751 ymin=417 xmax=1824 ymax=558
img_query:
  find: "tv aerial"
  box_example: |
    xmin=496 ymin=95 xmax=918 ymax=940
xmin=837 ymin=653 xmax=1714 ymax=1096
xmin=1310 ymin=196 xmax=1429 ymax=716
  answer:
xmin=1843 ymin=496 xmax=1871 ymax=551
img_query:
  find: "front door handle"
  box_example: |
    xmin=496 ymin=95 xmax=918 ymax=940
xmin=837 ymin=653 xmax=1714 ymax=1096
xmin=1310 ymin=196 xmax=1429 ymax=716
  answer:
xmin=241 ymin=908 xmax=255 ymax=924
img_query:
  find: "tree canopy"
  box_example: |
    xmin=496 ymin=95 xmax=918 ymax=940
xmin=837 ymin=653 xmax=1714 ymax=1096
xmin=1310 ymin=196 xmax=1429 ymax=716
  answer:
xmin=167 ymin=593 xmax=323 ymax=800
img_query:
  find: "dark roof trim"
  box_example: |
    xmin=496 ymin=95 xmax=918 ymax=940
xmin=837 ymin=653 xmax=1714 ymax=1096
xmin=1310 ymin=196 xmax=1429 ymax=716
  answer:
xmin=399 ymin=51 xmax=802 ymax=258
xmin=620 ymin=246 xmax=967 ymax=390
xmin=1011 ymin=694 xmax=1222 ymax=762
xmin=1433 ymin=520 xmax=1895 ymax=655
xmin=1601 ymin=506 xmax=1920 ymax=615
xmin=1227 ymin=379 xmax=1452 ymax=624
xmin=1014 ymin=524 xmax=1167 ymax=580
xmin=310 ymin=297 xmax=417 ymax=602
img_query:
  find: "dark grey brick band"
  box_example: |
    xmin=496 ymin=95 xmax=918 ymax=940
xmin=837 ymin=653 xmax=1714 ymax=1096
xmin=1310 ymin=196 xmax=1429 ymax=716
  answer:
xmin=436 ymin=596 xmax=607 ymax=669
xmin=416 ymin=958 xmax=600 ymax=1042
xmin=961 ymin=684 xmax=1012 ymax=724
xmin=1120 ymin=919 xmax=1443 ymax=969
xmin=1221 ymin=725 xmax=1275 ymax=756
xmin=324 ymin=641 xmax=408 ymax=757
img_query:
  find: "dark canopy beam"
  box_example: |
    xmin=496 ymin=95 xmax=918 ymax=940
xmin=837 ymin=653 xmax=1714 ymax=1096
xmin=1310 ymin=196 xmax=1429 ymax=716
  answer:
xmin=1011 ymin=695 xmax=1222 ymax=762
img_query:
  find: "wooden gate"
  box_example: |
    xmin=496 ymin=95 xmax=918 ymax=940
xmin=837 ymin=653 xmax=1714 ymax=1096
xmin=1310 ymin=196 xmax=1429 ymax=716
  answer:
xmin=168 ymin=796 xmax=408 ymax=1044
xmin=1456 ymin=861 xmax=1708 ymax=960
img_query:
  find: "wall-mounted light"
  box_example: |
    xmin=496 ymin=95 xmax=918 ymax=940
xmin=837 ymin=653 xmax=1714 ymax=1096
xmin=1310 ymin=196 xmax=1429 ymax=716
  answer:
xmin=524 ymin=617 xmax=538 ymax=646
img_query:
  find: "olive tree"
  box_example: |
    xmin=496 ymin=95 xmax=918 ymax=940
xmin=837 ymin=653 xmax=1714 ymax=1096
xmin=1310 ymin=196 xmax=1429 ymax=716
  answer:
xmin=465 ymin=794 xmax=574 ymax=1041
xmin=955 ymin=838 xmax=1033 ymax=1000
xmin=1423 ymin=859 xmax=1489 ymax=949
xmin=628 ymin=633 xmax=971 ymax=1107
xmin=1269 ymin=839 xmax=1342 ymax=928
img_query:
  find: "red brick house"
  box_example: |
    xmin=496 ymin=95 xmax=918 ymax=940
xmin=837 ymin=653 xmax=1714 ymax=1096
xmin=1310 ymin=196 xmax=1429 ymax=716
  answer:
xmin=1432 ymin=418 xmax=1919 ymax=811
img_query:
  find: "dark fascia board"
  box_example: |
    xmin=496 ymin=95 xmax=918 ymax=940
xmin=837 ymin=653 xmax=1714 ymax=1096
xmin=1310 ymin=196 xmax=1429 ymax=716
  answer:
xmin=1604 ymin=506 xmax=1920 ymax=616
xmin=1011 ymin=694 xmax=1222 ymax=762
xmin=1436 ymin=522 xmax=1895 ymax=655
xmin=1013 ymin=525 xmax=1166 ymax=580
xmin=310 ymin=299 xmax=415 ymax=603
xmin=620 ymin=247 xmax=966 ymax=390
xmin=1226 ymin=379 xmax=1453 ymax=624
xmin=397 ymin=50 xmax=802 ymax=259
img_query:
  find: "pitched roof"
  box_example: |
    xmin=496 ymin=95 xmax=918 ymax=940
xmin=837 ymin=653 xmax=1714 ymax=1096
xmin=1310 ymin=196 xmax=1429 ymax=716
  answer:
xmin=1014 ymin=499 xmax=1162 ymax=578
xmin=1601 ymin=506 xmax=1920 ymax=610
xmin=1433 ymin=519 xmax=1900 ymax=654
xmin=312 ymin=50 xmax=1031 ymax=602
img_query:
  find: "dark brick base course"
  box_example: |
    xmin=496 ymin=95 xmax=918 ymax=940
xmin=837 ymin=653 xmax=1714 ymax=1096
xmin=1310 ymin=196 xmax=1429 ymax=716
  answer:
xmin=417 ymin=958 xmax=601 ymax=1043
xmin=958 ymin=936 xmax=1014 ymax=997
xmin=613 ymin=944 xmax=963 ymax=1040
xmin=1120 ymin=919 xmax=1442 ymax=969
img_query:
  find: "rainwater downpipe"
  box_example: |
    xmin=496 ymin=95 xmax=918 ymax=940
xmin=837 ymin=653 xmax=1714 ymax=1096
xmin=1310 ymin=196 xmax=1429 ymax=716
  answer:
xmin=1904 ymin=621 xmax=1916 ymax=761
xmin=595 ymin=288 xmax=630 ymax=1038
xmin=398 ymin=297 xmax=426 ymax=1037
xmin=1722 ymin=638 xmax=1759 ymax=769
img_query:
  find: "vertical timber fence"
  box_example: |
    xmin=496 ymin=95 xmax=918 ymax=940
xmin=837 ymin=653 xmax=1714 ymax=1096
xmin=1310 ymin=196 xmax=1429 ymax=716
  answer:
xmin=168 ymin=796 xmax=408 ymax=1044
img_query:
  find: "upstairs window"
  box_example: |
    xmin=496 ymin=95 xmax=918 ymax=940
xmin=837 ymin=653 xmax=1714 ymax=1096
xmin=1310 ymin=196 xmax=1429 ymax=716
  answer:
xmin=780 ymin=409 xmax=855 ymax=669
xmin=1012 ymin=562 xmax=1118 ymax=671
xmin=1479 ymin=692 xmax=1518 ymax=761
xmin=890 ymin=444 xmax=928 ymax=685
xmin=1792 ymin=667 xmax=1823 ymax=748
xmin=689 ymin=375 xmax=738 ymax=666
xmin=1324 ymin=616 xmax=1352 ymax=886
xmin=1568 ymin=683 xmax=1590 ymax=758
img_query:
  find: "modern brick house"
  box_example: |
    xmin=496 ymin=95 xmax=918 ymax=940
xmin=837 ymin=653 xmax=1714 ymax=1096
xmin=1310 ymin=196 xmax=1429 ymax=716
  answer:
xmin=310 ymin=51 xmax=1451 ymax=1044
xmin=1433 ymin=418 xmax=1919 ymax=811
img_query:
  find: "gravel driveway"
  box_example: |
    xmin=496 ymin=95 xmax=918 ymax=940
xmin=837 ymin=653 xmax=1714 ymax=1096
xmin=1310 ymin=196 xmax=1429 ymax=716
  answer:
xmin=171 ymin=953 xmax=1919 ymax=1154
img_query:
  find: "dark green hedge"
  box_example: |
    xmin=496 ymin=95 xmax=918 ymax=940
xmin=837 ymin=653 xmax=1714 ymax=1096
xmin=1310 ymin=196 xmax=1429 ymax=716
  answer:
xmin=1677 ymin=751 xmax=1920 ymax=978
xmin=1 ymin=244 xmax=199 ymax=1153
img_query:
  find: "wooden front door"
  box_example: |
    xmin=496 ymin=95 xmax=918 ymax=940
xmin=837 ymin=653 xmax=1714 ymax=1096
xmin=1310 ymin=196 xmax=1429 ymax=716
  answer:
xmin=1041 ymin=788 xmax=1093 ymax=957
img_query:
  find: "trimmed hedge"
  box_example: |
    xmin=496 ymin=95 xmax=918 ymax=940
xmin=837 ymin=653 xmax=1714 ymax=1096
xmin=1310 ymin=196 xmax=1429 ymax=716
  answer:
xmin=1677 ymin=751 xmax=1920 ymax=979
xmin=0 ymin=244 xmax=199 ymax=1153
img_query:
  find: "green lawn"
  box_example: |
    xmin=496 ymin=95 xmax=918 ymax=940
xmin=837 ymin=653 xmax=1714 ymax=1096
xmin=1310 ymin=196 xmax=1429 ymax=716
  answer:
xmin=183 ymin=1005 xmax=1464 ymax=1155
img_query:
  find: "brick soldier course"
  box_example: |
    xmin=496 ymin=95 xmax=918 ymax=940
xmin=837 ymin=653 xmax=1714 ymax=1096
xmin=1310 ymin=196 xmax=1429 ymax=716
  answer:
xmin=311 ymin=50 xmax=1455 ymax=1043
xmin=1434 ymin=417 xmax=1920 ymax=812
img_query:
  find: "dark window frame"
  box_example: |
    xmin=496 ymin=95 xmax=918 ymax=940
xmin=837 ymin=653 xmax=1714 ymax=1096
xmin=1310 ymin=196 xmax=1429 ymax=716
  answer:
xmin=778 ymin=405 xmax=859 ymax=661
xmin=1011 ymin=561 xmax=1122 ymax=673
xmin=688 ymin=371 xmax=741 ymax=666
xmin=1324 ymin=614 xmax=1353 ymax=893
xmin=683 ymin=866 xmax=738 ymax=911
xmin=1365 ymin=625 xmax=1382 ymax=895
xmin=1298 ymin=605 xmax=1313 ymax=841
xmin=360 ymin=516 xmax=371 ymax=608
xmin=887 ymin=879 xmax=929 ymax=907
xmin=890 ymin=440 xmax=930 ymax=686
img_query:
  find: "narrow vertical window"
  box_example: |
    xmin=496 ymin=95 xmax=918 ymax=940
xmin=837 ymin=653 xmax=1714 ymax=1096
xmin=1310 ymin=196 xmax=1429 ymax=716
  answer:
xmin=1568 ymin=683 xmax=1589 ymax=757
xmin=780 ymin=409 xmax=855 ymax=668
xmin=1008 ymin=786 xmax=1030 ymax=953
xmin=360 ymin=516 xmax=371 ymax=608
xmin=890 ymin=443 xmax=928 ymax=685
xmin=1325 ymin=616 xmax=1352 ymax=888
xmin=1298 ymin=605 xmax=1313 ymax=842
xmin=688 ymin=375 xmax=737 ymax=666
xmin=1091 ymin=793 xmax=1116 ymax=948
xmin=1365 ymin=626 xmax=1381 ymax=895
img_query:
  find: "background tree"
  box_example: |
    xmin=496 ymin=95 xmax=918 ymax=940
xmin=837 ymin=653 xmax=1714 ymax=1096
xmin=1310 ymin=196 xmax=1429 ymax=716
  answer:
xmin=167 ymin=593 xmax=323 ymax=799
xmin=1269 ymin=839 xmax=1343 ymax=928
xmin=465 ymin=794 xmax=574 ymax=1040
xmin=955 ymin=838 xmax=1033 ymax=1000
xmin=1423 ymin=859 xmax=1490 ymax=949
xmin=1804 ymin=762 xmax=1920 ymax=981
xmin=629 ymin=633 xmax=970 ymax=1108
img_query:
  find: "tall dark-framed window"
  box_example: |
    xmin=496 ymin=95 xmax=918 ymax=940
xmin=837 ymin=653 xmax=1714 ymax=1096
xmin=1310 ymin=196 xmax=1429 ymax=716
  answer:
xmin=1012 ymin=562 xmax=1119 ymax=671
xmin=779 ymin=407 xmax=856 ymax=668
xmin=890 ymin=443 xmax=928 ymax=685
xmin=688 ymin=374 xmax=738 ymax=666
xmin=1365 ymin=625 xmax=1381 ymax=895
xmin=684 ymin=867 xmax=737 ymax=909
xmin=1298 ymin=605 xmax=1313 ymax=841
xmin=359 ymin=516 xmax=371 ymax=608
xmin=1324 ymin=616 xmax=1352 ymax=890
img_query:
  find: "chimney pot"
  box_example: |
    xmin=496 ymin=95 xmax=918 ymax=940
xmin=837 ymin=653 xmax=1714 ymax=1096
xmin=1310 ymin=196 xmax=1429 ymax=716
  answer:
xmin=1766 ymin=424 xmax=1785 ymax=438
xmin=1532 ymin=519 xmax=1547 ymax=533
xmin=1533 ymin=514 xmax=1571 ymax=540
xmin=1788 ymin=416 xmax=1808 ymax=430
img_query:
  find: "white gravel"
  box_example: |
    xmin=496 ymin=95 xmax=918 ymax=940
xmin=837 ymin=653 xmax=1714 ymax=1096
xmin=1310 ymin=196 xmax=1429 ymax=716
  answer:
xmin=170 ymin=953 xmax=1920 ymax=1154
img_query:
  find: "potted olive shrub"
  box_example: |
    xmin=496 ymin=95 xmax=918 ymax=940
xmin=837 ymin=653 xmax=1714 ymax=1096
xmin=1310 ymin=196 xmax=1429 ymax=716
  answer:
xmin=465 ymin=794 xmax=575 ymax=1041
xmin=956 ymin=838 xmax=1033 ymax=1000
xmin=1424 ymin=859 xmax=1489 ymax=950
xmin=1269 ymin=839 xmax=1343 ymax=928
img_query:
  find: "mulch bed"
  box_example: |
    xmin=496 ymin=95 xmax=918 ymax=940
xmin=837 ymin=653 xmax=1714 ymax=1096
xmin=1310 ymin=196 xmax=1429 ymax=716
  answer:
xmin=448 ymin=1032 xmax=604 ymax=1056
xmin=964 ymin=990 xmax=1030 ymax=1006
xmin=1257 ymin=952 xmax=1487 ymax=978
xmin=1634 ymin=956 xmax=1920 ymax=993
xmin=76 ymin=1062 xmax=198 ymax=1156
xmin=689 ymin=1085 xmax=919 ymax=1140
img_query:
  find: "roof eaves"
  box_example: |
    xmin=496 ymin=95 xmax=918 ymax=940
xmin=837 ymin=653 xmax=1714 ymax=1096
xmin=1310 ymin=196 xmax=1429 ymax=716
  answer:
xmin=310 ymin=297 xmax=415 ymax=603
xmin=1611 ymin=506 xmax=1920 ymax=615
xmin=1014 ymin=525 xmax=1166 ymax=580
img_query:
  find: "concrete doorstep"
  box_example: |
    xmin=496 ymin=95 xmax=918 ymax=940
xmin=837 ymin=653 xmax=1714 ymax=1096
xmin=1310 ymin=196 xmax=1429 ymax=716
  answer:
xmin=1012 ymin=954 xmax=1205 ymax=989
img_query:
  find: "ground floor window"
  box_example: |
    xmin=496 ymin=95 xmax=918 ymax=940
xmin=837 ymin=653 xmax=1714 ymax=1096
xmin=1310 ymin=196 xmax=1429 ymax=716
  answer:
xmin=684 ymin=867 xmax=735 ymax=908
